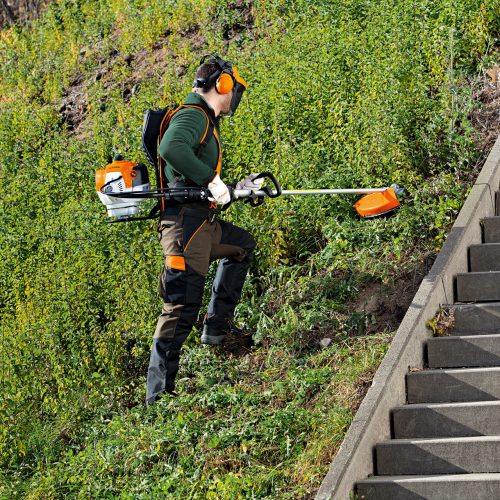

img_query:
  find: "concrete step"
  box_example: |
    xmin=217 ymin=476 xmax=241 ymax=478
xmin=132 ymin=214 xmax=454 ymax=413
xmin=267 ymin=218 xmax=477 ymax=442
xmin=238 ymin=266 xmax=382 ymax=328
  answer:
xmin=470 ymin=243 xmax=500 ymax=272
xmin=356 ymin=473 xmax=500 ymax=500
xmin=427 ymin=335 xmax=500 ymax=368
xmin=483 ymin=217 xmax=500 ymax=243
xmin=452 ymin=303 xmax=500 ymax=334
xmin=393 ymin=401 xmax=500 ymax=438
xmin=376 ymin=436 xmax=500 ymax=475
xmin=456 ymin=271 xmax=500 ymax=302
xmin=407 ymin=367 xmax=500 ymax=403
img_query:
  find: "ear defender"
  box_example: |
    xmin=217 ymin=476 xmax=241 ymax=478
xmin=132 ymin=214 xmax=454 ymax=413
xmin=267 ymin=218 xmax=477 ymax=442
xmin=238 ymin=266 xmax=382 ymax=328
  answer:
xmin=215 ymin=72 xmax=234 ymax=94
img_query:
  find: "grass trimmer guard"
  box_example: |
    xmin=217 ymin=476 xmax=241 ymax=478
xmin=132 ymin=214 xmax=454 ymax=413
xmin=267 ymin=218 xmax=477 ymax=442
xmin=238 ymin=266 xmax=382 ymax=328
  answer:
xmin=354 ymin=187 xmax=401 ymax=218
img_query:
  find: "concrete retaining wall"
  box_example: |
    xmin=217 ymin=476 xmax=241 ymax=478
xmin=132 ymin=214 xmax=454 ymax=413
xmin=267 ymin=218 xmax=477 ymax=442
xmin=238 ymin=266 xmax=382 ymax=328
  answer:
xmin=315 ymin=135 xmax=500 ymax=500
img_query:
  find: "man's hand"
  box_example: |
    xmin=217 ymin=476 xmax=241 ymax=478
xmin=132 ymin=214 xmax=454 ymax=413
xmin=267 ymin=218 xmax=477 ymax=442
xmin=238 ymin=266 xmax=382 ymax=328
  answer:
xmin=208 ymin=174 xmax=231 ymax=205
xmin=236 ymin=174 xmax=264 ymax=191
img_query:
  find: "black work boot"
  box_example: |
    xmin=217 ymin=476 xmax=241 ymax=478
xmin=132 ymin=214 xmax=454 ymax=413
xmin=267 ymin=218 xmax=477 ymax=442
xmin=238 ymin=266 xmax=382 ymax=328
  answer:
xmin=201 ymin=314 xmax=227 ymax=345
xmin=201 ymin=327 xmax=227 ymax=345
xmin=201 ymin=323 xmax=253 ymax=347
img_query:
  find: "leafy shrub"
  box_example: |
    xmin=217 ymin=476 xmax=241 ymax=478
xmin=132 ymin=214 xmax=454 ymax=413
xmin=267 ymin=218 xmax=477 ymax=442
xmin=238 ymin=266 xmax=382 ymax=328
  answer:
xmin=1 ymin=0 xmax=499 ymax=496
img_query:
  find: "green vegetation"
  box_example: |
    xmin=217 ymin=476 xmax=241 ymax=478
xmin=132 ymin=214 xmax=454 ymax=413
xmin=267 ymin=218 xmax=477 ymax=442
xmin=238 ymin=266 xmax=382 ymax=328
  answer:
xmin=1 ymin=0 xmax=499 ymax=497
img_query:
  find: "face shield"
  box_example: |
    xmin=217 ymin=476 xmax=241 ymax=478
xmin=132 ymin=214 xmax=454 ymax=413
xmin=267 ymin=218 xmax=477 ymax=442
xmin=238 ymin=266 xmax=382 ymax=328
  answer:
xmin=228 ymin=66 xmax=247 ymax=116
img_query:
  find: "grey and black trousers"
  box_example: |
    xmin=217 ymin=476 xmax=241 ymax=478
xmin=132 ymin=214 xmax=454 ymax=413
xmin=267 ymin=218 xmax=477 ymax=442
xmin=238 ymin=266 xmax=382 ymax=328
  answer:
xmin=146 ymin=206 xmax=255 ymax=404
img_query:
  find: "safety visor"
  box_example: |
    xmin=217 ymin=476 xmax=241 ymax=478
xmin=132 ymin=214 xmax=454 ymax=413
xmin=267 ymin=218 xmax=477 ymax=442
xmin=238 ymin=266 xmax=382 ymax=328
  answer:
xmin=229 ymin=66 xmax=247 ymax=116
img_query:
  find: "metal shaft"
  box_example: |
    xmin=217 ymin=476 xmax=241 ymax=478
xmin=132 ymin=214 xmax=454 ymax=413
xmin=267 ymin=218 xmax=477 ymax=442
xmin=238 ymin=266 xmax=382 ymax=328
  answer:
xmin=233 ymin=187 xmax=390 ymax=199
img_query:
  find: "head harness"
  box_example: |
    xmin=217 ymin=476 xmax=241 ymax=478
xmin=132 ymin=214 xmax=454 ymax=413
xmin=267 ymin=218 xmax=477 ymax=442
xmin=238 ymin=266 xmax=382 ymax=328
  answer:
xmin=193 ymin=53 xmax=247 ymax=116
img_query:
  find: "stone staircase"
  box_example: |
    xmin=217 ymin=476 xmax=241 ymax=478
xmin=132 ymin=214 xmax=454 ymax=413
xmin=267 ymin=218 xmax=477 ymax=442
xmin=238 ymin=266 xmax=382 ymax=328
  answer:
xmin=356 ymin=211 xmax=500 ymax=498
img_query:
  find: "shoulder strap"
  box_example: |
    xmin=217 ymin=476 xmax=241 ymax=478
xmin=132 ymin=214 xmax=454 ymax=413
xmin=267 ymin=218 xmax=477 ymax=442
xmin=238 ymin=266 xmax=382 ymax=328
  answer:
xmin=156 ymin=103 xmax=219 ymax=213
xmin=177 ymin=104 xmax=215 ymax=156
xmin=196 ymin=119 xmax=214 ymax=156
xmin=181 ymin=104 xmax=219 ymax=174
xmin=158 ymin=104 xmax=215 ymax=155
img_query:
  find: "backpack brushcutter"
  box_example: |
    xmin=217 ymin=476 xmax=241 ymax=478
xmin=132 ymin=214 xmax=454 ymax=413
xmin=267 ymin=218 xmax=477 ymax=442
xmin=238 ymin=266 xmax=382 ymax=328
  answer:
xmin=96 ymin=100 xmax=405 ymax=221
xmin=96 ymin=158 xmax=404 ymax=222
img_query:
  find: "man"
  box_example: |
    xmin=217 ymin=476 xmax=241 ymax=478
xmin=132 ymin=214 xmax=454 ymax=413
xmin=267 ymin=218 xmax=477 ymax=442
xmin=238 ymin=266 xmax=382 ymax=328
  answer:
xmin=146 ymin=54 xmax=262 ymax=405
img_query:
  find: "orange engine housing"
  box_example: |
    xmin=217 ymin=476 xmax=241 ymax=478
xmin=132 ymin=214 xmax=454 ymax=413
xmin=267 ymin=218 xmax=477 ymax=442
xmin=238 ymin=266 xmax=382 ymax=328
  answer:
xmin=95 ymin=157 xmax=150 ymax=219
xmin=95 ymin=158 xmax=142 ymax=191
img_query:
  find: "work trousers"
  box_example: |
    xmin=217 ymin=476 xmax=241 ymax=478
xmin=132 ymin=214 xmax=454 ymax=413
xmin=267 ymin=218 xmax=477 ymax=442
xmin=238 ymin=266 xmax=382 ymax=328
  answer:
xmin=146 ymin=207 xmax=255 ymax=404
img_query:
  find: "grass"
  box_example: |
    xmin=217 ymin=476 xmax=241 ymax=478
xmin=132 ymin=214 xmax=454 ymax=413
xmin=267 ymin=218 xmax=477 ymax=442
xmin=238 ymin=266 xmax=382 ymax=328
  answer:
xmin=2 ymin=334 xmax=390 ymax=498
xmin=1 ymin=0 xmax=499 ymax=496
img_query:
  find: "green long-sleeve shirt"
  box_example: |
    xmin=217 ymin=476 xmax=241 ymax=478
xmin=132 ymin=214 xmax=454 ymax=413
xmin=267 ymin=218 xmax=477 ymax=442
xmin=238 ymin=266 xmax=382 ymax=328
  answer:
xmin=158 ymin=92 xmax=220 ymax=186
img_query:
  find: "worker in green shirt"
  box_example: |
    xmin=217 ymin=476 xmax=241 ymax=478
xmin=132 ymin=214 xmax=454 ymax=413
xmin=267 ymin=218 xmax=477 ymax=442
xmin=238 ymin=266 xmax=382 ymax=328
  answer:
xmin=146 ymin=54 xmax=262 ymax=405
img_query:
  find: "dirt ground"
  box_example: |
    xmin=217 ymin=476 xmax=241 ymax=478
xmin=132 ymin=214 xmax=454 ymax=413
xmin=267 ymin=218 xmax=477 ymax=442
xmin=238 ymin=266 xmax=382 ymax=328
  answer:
xmin=470 ymin=66 xmax=500 ymax=151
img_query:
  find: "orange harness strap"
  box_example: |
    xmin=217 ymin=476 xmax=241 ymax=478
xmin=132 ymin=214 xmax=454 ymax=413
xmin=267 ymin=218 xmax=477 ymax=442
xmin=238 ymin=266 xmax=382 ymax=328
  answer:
xmin=158 ymin=104 xmax=221 ymax=197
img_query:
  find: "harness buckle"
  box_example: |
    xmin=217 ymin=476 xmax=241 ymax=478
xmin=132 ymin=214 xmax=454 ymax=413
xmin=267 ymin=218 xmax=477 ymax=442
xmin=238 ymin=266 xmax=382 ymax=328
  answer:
xmin=208 ymin=210 xmax=217 ymax=223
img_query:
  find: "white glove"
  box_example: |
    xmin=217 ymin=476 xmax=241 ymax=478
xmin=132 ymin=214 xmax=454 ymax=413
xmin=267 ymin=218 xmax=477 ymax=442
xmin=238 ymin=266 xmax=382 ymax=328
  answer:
xmin=236 ymin=173 xmax=264 ymax=191
xmin=208 ymin=174 xmax=231 ymax=205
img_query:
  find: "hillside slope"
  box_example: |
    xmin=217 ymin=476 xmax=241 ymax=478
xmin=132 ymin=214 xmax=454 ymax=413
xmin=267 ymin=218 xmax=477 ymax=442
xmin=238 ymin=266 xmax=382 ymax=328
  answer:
xmin=1 ymin=0 xmax=499 ymax=497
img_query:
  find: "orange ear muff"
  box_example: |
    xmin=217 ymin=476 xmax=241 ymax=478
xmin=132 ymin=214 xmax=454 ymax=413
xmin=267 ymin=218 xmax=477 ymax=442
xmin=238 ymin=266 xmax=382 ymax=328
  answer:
xmin=216 ymin=72 xmax=234 ymax=94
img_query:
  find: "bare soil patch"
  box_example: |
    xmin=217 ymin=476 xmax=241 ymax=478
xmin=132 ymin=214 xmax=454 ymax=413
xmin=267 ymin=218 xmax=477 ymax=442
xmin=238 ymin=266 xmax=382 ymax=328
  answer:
xmin=59 ymin=2 xmax=255 ymax=138
xmin=470 ymin=68 xmax=500 ymax=151
xmin=0 ymin=0 xmax=51 ymax=27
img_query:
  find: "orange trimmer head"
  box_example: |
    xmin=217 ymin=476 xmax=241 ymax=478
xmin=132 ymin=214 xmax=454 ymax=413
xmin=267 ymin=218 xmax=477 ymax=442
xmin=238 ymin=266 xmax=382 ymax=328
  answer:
xmin=354 ymin=187 xmax=401 ymax=218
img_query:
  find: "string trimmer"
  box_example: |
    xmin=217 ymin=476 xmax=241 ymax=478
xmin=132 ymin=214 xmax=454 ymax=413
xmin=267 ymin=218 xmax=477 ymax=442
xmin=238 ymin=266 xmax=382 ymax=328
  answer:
xmin=96 ymin=156 xmax=404 ymax=222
